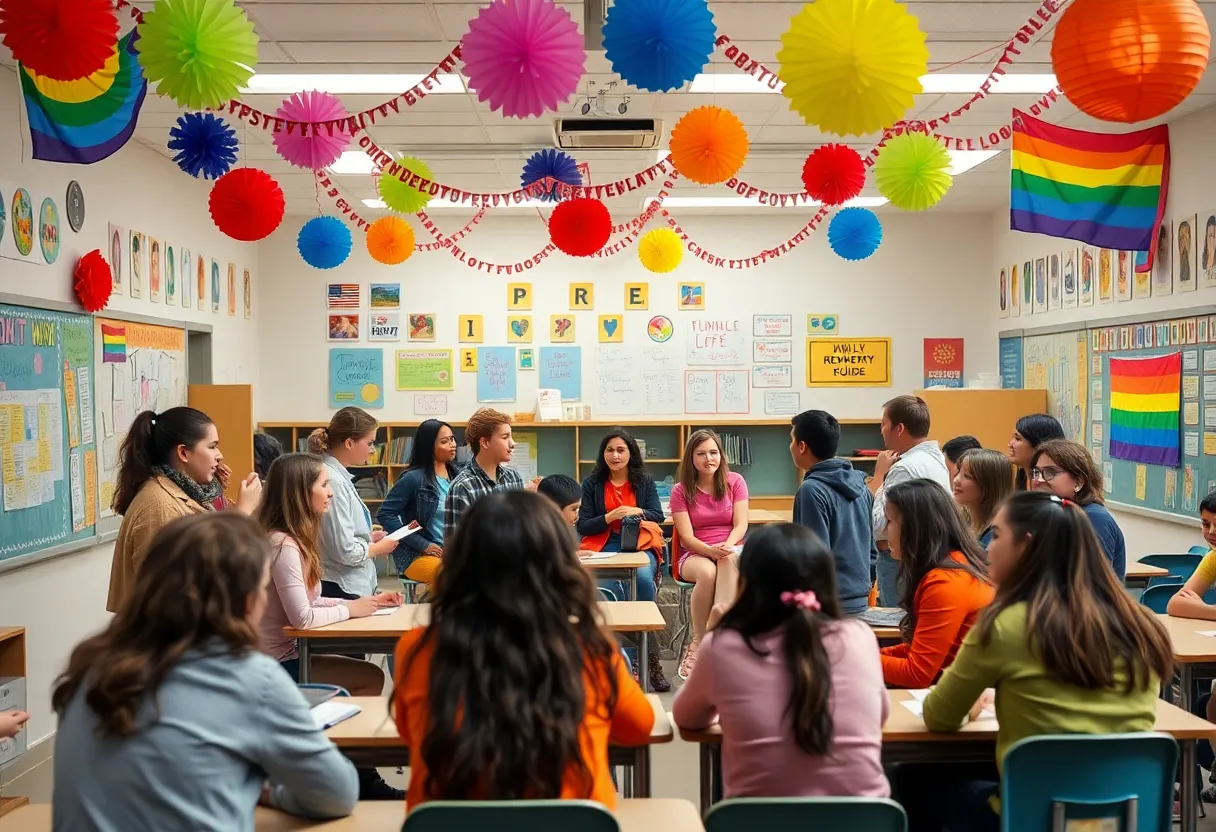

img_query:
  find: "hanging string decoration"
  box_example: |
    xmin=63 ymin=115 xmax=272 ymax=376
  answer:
xmin=137 ymin=0 xmax=260 ymax=110
xmin=638 ymin=227 xmax=684 ymax=272
xmin=669 ymin=106 xmax=750 ymax=185
xmin=378 ymin=157 xmax=434 ymax=214
xmin=272 ymin=91 xmax=352 ymax=170
xmin=297 ymin=216 xmax=353 ymax=270
xmin=602 ymin=0 xmax=717 ymax=92
xmin=73 ymin=249 xmax=114 ymax=311
xmin=208 ymin=168 xmax=285 ymax=242
xmin=366 ymin=216 xmax=416 ymax=265
xmin=168 ymin=112 xmax=239 ymax=179
xmin=520 ymin=149 xmax=583 ymax=202
xmin=802 ymin=144 xmax=866 ymax=205
xmin=874 ymin=132 xmax=953 ymax=211
xmin=0 ymin=0 xmax=119 ymax=82
xmin=827 ymin=207 xmax=883 ymax=260
xmin=549 ymin=198 xmax=612 ymax=256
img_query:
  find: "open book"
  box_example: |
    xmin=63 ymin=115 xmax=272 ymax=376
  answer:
xmin=311 ymin=700 xmax=362 ymax=731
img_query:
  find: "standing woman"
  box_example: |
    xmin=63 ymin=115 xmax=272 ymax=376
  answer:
xmin=378 ymin=419 xmax=459 ymax=589
xmin=1030 ymin=439 xmax=1126 ymax=580
xmin=951 ymin=449 xmax=1016 ymax=547
xmin=307 ymin=407 xmax=398 ymax=599
xmin=1008 ymin=413 xmax=1065 ymax=490
xmin=670 ymin=429 xmax=749 ymax=680
xmin=107 ymin=407 xmax=261 ymax=612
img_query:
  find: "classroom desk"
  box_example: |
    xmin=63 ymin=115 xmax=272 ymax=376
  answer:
xmin=581 ymin=551 xmax=651 ymax=601
xmin=0 ymin=799 xmax=704 ymax=832
xmin=324 ymin=695 xmax=672 ymax=798
xmin=1157 ymin=614 xmax=1216 ymax=714
xmin=677 ymin=690 xmax=1216 ymax=832
xmin=1125 ymin=560 xmax=1171 ymax=589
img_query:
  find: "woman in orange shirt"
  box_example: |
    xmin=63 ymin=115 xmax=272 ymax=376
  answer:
xmin=880 ymin=479 xmax=994 ymax=689
xmin=392 ymin=490 xmax=654 ymax=809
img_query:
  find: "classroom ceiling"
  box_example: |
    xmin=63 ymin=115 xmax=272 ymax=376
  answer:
xmin=8 ymin=0 xmax=1216 ymax=216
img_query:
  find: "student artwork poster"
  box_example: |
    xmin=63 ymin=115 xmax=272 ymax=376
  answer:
xmin=227 ymin=263 xmax=237 ymax=316
xmin=165 ymin=243 xmax=177 ymax=306
xmin=107 ymin=224 xmax=124 ymax=291
xmin=1097 ymin=247 xmax=1112 ymax=303
xmin=1080 ymin=246 xmax=1094 ymax=306
xmin=1021 ymin=261 xmax=1033 ymax=314
xmin=1202 ymin=211 xmax=1216 ymax=288
xmin=1177 ymin=214 xmax=1198 ymax=293
xmin=1033 ymin=257 xmax=1046 ymax=314
xmin=998 ymin=267 xmax=1008 ymax=319
xmin=195 ymin=254 xmax=206 ymax=311
xmin=148 ymin=237 xmax=161 ymax=302
xmin=243 ymin=269 xmax=252 ymax=320
xmin=129 ymin=230 xmax=143 ymax=298
xmin=180 ymin=248 xmax=192 ymax=309
xmin=1062 ymin=249 xmax=1077 ymax=308
xmin=1010 ymin=262 xmax=1020 ymax=317
xmin=211 ymin=259 xmax=221 ymax=312
xmin=1115 ymin=250 xmax=1132 ymax=302
xmin=1154 ymin=220 xmax=1173 ymax=296
xmin=1047 ymin=253 xmax=1060 ymax=311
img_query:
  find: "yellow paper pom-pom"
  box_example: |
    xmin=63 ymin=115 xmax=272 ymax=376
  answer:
xmin=638 ymin=228 xmax=683 ymax=273
xmin=378 ymin=156 xmax=433 ymax=214
xmin=777 ymin=0 xmax=929 ymax=136
xmin=366 ymin=216 xmax=415 ymax=265
xmin=873 ymin=132 xmax=953 ymax=211
xmin=670 ymin=106 xmax=750 ymax=185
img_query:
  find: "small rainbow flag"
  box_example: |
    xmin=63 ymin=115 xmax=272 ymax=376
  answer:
xmin=1109 ymin=353 xmax=1181 ymax=467
xmin=102 ymin=324 xmax=127 ymax=364
xmin=1010 ymin=109 xmax=1169 ymax=267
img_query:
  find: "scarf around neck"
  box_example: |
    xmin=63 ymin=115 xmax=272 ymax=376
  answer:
xmin=154 ymin=464 xmax=223 ymax=508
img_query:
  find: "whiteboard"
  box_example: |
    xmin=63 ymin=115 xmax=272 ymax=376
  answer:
xmin=686 ymin=317 xmax=747 ymax=366
xmin=684 ymin=370 xmax=750 ymax=414
xmin=642 ymin=371 xmax=682 ymax=414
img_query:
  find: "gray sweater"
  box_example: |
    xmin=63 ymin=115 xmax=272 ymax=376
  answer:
xmin=52 ymin=648 xmax=358 ymax=832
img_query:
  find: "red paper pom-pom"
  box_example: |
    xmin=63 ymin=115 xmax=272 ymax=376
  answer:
xmin=74 ymin=249 xmax=113 ymax=312
xmin=209 ymin=168 xmax=286 ymax=242
xmin=802 ymin=144 xmax=866 ymax=206
xmin=0 ymin=0 xmax=119 ymax=82
xmin=549 ymin=198 xmax=612 ymax=257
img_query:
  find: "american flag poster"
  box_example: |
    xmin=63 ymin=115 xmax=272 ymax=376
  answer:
xmin=327 ymin=283 xmax=360 ymax=309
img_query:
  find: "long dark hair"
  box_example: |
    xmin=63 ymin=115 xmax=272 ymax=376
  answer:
xmin=407 ymin=419 xmax=457 ymax=483
xmin=956 ymin=449 xmax=1016 ymax=535
xmin=589 ymin=428 xmax=650 ymax=496
xmin=52 ymin=513 xmax=270 ymax=737
xmin=980 ymin=492 xmax=1172 ymax=692
xmin=716 ymin=523 xmax=842 ymax=756
xmin=887 ymin=479 xmax=990 ymax=643
xmin=256 ymin=453 xmax=326 ymax=590
xmin=1013 ymin=413 xmax=1065 ymax=489
xmin=398 ymin=491 xmax=620 ymax=800
xmin=112 ymin=407 xmax=215 ymax=515
xmin=677 ymin=429 xmax=730 ymax=504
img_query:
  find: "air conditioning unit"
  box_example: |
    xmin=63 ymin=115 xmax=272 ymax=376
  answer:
xmin=553 ymin=118 xmax=663 ymax=150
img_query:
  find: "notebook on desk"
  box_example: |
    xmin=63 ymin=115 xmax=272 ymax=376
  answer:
xmin=311 ymin=700 xmax=362 ymax=730
xmin=858 ymin=608 xmax=905 ymax=628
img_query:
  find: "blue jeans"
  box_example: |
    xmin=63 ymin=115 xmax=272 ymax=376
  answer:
xmin=597 ymin=550 xmax=658 ymax=601
xmin=876 ymin=549 xmax=900 ymax=607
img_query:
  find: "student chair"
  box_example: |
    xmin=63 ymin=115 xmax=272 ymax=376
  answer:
xmin=1192 ymin=546 xmax=1209 ymax=556
xmin=400 ymin=799 xmax=619 ymax=832
xmin=704 ymin=797 xmax=907 ymax=832
xmin=1000 ymin=733 xmax=1177 ymax=832
xmin=399 ymin=578 xmax=422 ymax=604
xmin=667 ymin=527 xmax=696 ymax=667
xmin=1138 ymin=582 xmax=1216 ymax=614
xmin=1140 ymin=554 xmax=1205 ymax=588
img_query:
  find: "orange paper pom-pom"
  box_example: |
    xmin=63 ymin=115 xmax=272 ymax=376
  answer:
xmin=670 ymin=106 xmax=749 ymax=185
xmin=366 ymin=216 xmax=415 ymax=265
xmin=1051 ymin=0 xmax=1210 ymax=123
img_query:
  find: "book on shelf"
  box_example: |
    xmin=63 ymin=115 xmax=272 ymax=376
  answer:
xmin=386 ymin=436 xmax=415 ymax=465
xmin=716 ymin=433 xmax=752 ymax=466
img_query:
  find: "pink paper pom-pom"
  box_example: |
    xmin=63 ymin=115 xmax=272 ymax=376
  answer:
xmin=461 ymin=0 xmax=586 ymax=119
xmin=272 ymin=91 xmax=352 ymax=170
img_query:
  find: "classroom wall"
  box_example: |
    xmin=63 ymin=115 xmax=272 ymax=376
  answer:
xmin=0 ymin=69 xmax=261 ymax=745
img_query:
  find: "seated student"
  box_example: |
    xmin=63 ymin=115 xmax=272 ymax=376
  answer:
xmin=942 ymin=435 xmax=982 ymax=484
xmin=392 ymin=491 xmax=655 ymax=809
xmin=1168 ymin=491 xmax=1216 ymax=620
xmin=443 ymin=408 xmax=527 ymax=540
xmin=1031 ymin=439 xmax=1126 ymax=579
xmin=881 ymin=479 xmax=993 ymax=688
xmin=672 ymin=523 xmax=889 ymax=799
xmin=915 ymin=492 xmax=1170 ymax=831
xmin=538 ymin=473 xmax=599 ymax=558
xmin=951 ymin=448 xmax=1016 ymax=548
xmin=378 ymin=419 xmax=459 ymax=587
xmin=1008 ymin=412 xmax=1065 ymax=490
xmin=53 ymin=513 xmax=359 ymax=829
xmin=670 ymin=429 xmax=749 ymax=679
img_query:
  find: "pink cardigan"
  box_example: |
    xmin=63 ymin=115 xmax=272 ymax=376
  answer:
xmin=260 ymin=531 xmax=350 ymax=662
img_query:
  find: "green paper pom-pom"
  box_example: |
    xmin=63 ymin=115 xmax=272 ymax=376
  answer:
xmin=378 ymin=157 xmax=434 ymax=214
xmin=137 ymin=0 xmax=259 ymax=110
xmin=873 ymin=132 xmax=953 ymax=212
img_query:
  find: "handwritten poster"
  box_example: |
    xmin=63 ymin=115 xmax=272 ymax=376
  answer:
xmin=751 ymin=365 xmax=793 ymax=388
xmin=477 ymin=347 xmax=517 ymax=402
xmin=327 ymin=348 xmax=384 ymax=408
xmin=642 ymin=371 xmax=681 ymax=414
xmin=77 ymin=366 xmax=93 ymax=445
xmin=752 ymin=339 xmax=792 ymax=363
xmin=764 ymin=391 xmax=801 ymax=415
xmin=752 ymin=315 xmax=792 ymax=337
xmin=63 ymin=367 xmax=80 ymax=448
xmin=413 ymin=394 xmax=447 ymax=416
xmin=395 ymin=349 xmax=453 ymax=391
xmin=685 ymin=370 xmax=749 ymax=414
xmin=69 ymin=449 xmax=85 ymax=531
xmin=686 ymin=318 xmax=746 ymax=366
xmin=538 ymin=346 xmax=582 ymax=400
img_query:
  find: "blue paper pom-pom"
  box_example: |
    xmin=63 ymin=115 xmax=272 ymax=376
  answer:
xmin=520 ymin=149 xmax=583 ymax=202
xmin=297 ymin=216 xmax=353 ymax=270
xmin=828 ymin=208 xmax=883 ymax=261
xmin=168 ymin=113 xmax=239 ymax=180
xmin=603 ymin=0 xmax=716 ymax=93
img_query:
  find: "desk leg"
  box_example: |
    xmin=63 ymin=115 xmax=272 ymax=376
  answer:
xmin=711 ymin=745 xmax=723 ymax=805
xmin=698 ymin=744 xmax=712 ymax=813
xmin=1182 ymin=739 xmax=1198 ymax=832
xmin=1180 ymin=664 xmax=1195 ymax=712
xmin=632 ymin=748 xmax=650 ymax=798
xmin=640 ymin=630 xmax=650 ymax=693
xmin=628 ymin=567 xmax=637 ymax=601
xmin=298 ymin=639 xmax=312 ymax=684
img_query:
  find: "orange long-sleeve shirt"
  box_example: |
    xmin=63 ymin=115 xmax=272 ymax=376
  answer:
xmin=880 ymin=551 xmax=994 ymax=688
xmin=392 ymin=628 xmax=655 ymax=810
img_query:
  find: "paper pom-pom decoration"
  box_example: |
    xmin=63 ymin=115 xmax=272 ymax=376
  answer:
xmin=874 ymin=132 xmax=952 ymax=212
xmin=802 ymin=144 xmax=865 ymax=206
xmin=272 ymin=91 xmax=351 ymax=170
xmin=461 ymin=0 xmax=586 ymax=119
xmin=209 ymin=168 xmax=285 ymax=242
xmin=366 ymin=216 xmax=415 ymax=265
xmin=828 ymin=208 xmax=883 ymax=261
xmin=137 ymin=0 xmax=259 ymax=110
xmin=297 ymin=216 xmax=353 ymax=270
xmin=549 ymin=198 xmax=612 ymax=257
xmin=638 ymin=228 xmax=683 ymax=273
xmin=74 ymin=250 xmax=114 ymax=312
xmin=168 ymin=112 xmax=238 ymax=180
xmin=1052 ymin=0 xmax=1210 ymax=124
xmin=602 ymin=0 xmax=716 ymax=92
xmin=378 ymin=157 xmax=433 ymax=215
xmin=777 ymin=0 xmax=928 ymax=136
xmin=521 ymin=149 xmax=583 ymax=202
xmin=0 ymin=0 xmax=119 ymax=82
xmin=670 ymin=106 xmax=749 ymax=185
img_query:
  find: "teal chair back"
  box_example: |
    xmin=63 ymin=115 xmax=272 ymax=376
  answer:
xmin=704 ymin=797 xmax=906 ymax=832
xmin=401 ymin=800 xmax=619 ymax=832
xmin=1140 ymin=553 xmax=1204 ymax=587
xmin=1138 ymin=582 xmax=1216 ymax=613
xmin=1001 ymin=733 xmax=1177 ymax=831
xmin=1191 ymin=545 xmax=1209 ymax=555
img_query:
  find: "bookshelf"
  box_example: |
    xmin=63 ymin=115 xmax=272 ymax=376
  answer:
xmin=0 ymin=627 xmax=27 ymax=819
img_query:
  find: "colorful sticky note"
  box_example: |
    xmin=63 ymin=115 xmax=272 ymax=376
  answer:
xmin=598 ymin=314 xmax=623 ymax=343
xmin=625 ymin=282 xmax=649 ymax=309
xmin=507 ymin=283 xmax=532 ymax=310
xmin=507 ymin=315 xmax=533 ymax=343
xmin=460 ymin=348 xmax=478 ymax=372
xmin=550 ymin=315 xmax=575 ymax=343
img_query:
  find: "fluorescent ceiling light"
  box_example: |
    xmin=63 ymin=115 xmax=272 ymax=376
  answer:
xmin=688 ymin=72 xmax=1056 ymax=95
xmin=654 ymin=196 xmax=889 ymax=209
xmin=328 ymin=152 xmax=377 ymax=175
xmin=947 ymin=150 xmax=1001 ymax=175
xmin=241 ymin=74 xmax=465 ymax=95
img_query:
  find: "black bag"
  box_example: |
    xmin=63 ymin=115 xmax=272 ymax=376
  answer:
xmin=619 ymin=514 xmax=641 ymax=552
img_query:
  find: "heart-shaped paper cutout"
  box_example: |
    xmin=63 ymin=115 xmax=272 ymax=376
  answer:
xmin=512 ymin=319 xmax=529 ymax=337
xmin=604 ymin=319 xmax=618 ymax=337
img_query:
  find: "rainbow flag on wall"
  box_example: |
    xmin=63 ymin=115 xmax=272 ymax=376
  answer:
xmin=1109 ymin=353 xmax=1181 ymax=467
xmin=102 ymin=324 xmax=127 ymax=364
xmin=1010 ymin=109 xmax=1169 ymax=268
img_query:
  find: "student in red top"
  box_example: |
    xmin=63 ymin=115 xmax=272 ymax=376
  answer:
xmin=880 ymin=479 xmax=994 ymax=689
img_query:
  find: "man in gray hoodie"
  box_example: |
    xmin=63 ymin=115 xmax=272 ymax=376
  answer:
xmin=789 ymin=409 xmax=878 ymax=615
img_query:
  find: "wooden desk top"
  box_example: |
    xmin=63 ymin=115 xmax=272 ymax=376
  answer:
xmin=326 ymin=694 xmax=673 ymax=747
xmin=286 ymin=601 xmax=666 ymax=639
xmin=0 ymin=799 xmax=703 ymax=832
xmin=0 ymin=627 xmax=25 ymax=644
xmin=1158 ymin=614 xmax=1216 ymax=662
xmin=1127 ymin=561 xmax=1170 ymax=578
xmin=580 ymin=552 xmax=651 ymax=571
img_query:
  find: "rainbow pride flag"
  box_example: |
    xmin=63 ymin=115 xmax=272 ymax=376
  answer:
xmin=1010 ymin=109 xmax=1169 ymax=264
xmin=1109 ymin=353 xmax=1181 ymax=467
xmin=102 ymin=324 xmax=127 ymax=364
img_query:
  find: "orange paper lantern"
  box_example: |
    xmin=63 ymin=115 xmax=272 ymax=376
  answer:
xmin=366 ymin=216 xmax=415 ymax=265
xmin=670 ymin=106 xmax=749 ymax=185
xmin=1051 ymin=0 xmax=1210 ymax=123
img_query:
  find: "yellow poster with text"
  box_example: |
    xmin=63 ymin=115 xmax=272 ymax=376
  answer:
xmin=806 ymin=338 xmax=892 ymax=387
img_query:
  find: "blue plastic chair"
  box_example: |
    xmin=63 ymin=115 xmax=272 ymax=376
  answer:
xmin=1138 ymin=582 xmax=1216 ymax=614
xmin=704 ymin=797 xmax=906 ymax=832
xmin=401 ymin=799 xmax=619 ymax=832
xmin=1191 ymin=546 xmax=1209 ymax=555
xmin=1001 ymin=734 xmax=1177 ymax=831
xmin=1140 ymin=554 xmax=1205 ymax=588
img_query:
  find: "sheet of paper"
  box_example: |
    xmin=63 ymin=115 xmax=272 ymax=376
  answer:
xmin=371 ymin=607 xmax=399 ymax=616
xmin=77 ymin=367 xmax=94 ymax=445
xmin=38 ymin=389 xmax=63 ymax=480
xmin=63 ymin=369 xmax=80 ymax=449
xmin=1186 ymin=432 xmax=1201 ymax=458
xmin=386 ymin=523 xmax=422 ymax=542
xmin=311 ymin=700 xmax=362 ymax=730
xmin=580 ymin=552 xmax=623 ymax=561
xmin=900 ymin=698 xmax=994 ymax=720
xmin=1135 ymin=465 xmax=1147 ymax=500
xmin=2 ymin=441 xmax=28 ymax=511
xmin=84 ymin=449 xmax=96 ymax=528
xmin=69 ymin=450 xmax=85 ymax=531
xmin=1195 ymin=630 xmax=1216 ymax=637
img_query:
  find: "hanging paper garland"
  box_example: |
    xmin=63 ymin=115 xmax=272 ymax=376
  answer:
xmin=602 ymin=0 xmax=716 ymax=93
xmin=802 ymin=144 xmax=865 ymax=206
xmin=73 ymin=249 xmax=113 ymax=312
xmin=137 ymin=0 xmax=260 ymax=110
xmin=272 ymin=91 xmax=352 ymax=170
xmin=549 ymin=198 xmax=612 ymax=256
xmin=209 ymin=168 xmax=285 ymax=242
xmin=168 ymin=112 xmax=239 ymax=180
xmin=874 ymin=132 xmax=952 ymax=212
xmin=669 ymin=106 xmax=749 ymax=185
xmin=367 ymin=216 xmax=415 ymax=265
xmin=297 ymin=216 xmax=353 ymax=270
xmin=638 ymin=228 xmax=683 ymax=273
xmin=520 ymin=149 xmax=582 ymax=202
xmin=0 ymin=0 xmax=118 ymax=82
xmin=828 ymin=208 xmax=883 ymax=261
xmin=378 ymin=157 xmax=434 ymax=214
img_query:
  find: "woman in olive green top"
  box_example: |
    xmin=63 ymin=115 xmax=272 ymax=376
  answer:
xmin=911 ymin=491 xmax=1173 ymax=831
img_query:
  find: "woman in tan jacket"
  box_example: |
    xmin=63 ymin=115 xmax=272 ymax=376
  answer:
xmin=106 ymin=407 xmax=261 ymax=612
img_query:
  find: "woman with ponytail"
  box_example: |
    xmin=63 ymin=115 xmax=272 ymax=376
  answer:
xmin=107 ymin=407 xmax=261 ymax=612
xmin=672 ymin=523 xmax=889 ymax=798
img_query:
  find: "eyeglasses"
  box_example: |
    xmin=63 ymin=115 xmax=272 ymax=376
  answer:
xmin=1031 ymin=466 xmax=1064 ymax=482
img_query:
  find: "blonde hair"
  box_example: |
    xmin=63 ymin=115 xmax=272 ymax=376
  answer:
xmin=464 ymin=408 xmax=512 ymax=453
xmin=678 ymin=429 xmax=729 ymax=504
xmin=256 ymin=453 xmax=326 ymax=589
xmin=307 ymin=407 xmax=377 ymax=455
